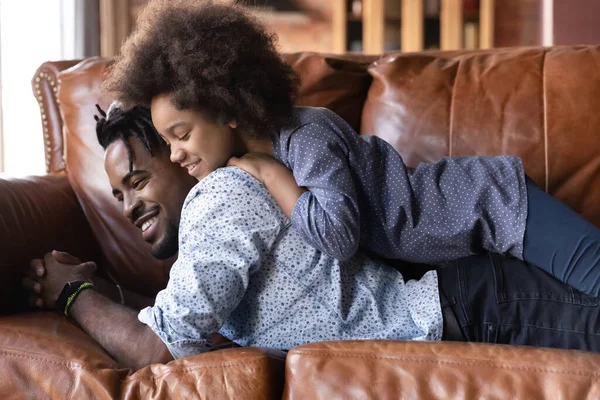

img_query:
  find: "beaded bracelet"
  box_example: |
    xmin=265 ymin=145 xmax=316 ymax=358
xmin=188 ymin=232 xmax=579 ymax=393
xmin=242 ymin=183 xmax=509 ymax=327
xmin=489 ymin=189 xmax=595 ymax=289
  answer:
xmin=64 ymin=282 xmax=95 ymax=317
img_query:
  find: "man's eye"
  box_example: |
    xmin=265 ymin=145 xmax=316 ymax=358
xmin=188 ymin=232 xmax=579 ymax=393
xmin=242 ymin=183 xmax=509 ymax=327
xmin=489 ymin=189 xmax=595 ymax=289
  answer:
xmin=132 ymin=179 xmax=145 ymax=189
xmin=116 ymin=197 xmax=123 ymax=202
xmin=178 ymin=131 xmax=191 ymax=141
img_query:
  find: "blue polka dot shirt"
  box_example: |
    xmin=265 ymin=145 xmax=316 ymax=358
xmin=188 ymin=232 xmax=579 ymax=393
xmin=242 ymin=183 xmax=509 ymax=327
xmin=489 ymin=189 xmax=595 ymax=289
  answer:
xmin=273 ymin=107 xmax=528 ymax=263
xmin=138 ymin=168 xmax=442 ymax=358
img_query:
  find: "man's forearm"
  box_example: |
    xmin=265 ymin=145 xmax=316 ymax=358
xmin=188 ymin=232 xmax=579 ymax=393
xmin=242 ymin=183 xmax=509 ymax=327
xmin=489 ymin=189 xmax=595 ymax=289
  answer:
xmin=91 ymin=276 xmax=155 ymax=310
xmin=69 ymin=289 xmax=172 ymax=369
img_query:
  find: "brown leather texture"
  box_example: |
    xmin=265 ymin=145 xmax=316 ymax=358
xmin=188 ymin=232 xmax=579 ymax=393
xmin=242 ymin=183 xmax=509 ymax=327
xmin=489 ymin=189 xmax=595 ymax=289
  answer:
xmin=0 ymin=313 xmax=285 ymax=400
xmin=122 ymin=348 xmax=286 ymax=400
xmin=0 ymin=174 xmax=100 ymax=313
xmin=0 ymin=312 xmax=126 ymax=399
xmin=284 ymin=53 xmax=378 ymax=132
xmin=361 ymin=45 xmax=600 ymax=226
xmin=31 ymin=60 xmax=82 ymax=173
xmin=284 ymin=340 xmax=600 ymax=399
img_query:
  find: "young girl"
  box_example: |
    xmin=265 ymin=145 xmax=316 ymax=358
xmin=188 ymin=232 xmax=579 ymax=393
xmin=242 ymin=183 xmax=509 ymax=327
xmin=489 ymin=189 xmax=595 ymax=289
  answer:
xmin=104 ymin=0 xmax=600 ymax=296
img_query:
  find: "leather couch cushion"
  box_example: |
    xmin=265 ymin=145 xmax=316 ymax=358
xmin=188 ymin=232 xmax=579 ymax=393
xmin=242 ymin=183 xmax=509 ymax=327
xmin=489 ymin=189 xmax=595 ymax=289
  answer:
xmin=543 ymin=46 xmax=600 ymax=225
xmin=0 ymin=313 xmax=286 ymax=399
xmin=362 ymin=46 xmax=600 ymax=226
xmin=283 ymin=53 xmax=377 ymax=132
xmin=284 ymin=340 xmax=600 ymax=399
xmin=0 ymin=313 xmax=125 ymax=399
xmin=123 ymin=348 xmax=285 ymax=400
xmin=0 ymin=175 xmax=100 ymax=313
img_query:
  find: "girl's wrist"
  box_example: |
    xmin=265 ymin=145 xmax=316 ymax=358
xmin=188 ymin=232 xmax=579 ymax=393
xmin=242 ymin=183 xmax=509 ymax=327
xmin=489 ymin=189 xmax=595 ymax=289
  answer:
xmin=261 ymin=159 xmax=286 ymax=186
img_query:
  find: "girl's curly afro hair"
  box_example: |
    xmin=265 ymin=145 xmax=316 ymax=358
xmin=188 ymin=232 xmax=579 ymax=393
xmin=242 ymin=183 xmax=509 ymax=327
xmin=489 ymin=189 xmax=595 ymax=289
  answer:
xmin=103 ymin=0 xmax=299 ymax=138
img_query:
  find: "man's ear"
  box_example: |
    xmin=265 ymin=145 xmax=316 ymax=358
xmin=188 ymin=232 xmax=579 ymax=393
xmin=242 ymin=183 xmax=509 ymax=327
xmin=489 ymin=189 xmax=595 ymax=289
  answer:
xmin=228 ymin=121 xmax=238 ymax=129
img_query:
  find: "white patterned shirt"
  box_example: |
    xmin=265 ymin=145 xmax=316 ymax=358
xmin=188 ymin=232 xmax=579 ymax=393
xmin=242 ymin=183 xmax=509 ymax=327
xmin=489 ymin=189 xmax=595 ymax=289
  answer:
xmin=138 ymin=167 xmax=442 ymax=359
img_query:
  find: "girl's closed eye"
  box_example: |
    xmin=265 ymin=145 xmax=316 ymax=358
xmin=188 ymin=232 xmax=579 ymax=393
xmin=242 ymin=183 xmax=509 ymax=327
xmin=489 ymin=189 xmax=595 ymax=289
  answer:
xmin=178 ymin=131 xmax=191 ymax=141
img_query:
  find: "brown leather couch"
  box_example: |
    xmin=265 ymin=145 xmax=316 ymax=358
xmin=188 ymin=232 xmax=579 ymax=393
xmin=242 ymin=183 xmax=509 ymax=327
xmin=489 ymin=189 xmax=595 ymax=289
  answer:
xmin=0 ymin=45 xmax=598 ymax=399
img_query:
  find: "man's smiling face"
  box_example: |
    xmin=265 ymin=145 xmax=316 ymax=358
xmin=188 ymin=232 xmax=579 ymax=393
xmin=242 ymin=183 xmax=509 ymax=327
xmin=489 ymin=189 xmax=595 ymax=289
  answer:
xmin=104 ymin=137 xmax=197 ymax=259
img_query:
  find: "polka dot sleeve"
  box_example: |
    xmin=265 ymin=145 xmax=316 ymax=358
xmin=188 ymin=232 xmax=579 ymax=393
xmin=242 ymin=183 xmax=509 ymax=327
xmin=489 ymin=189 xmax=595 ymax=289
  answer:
xmin=288 ymin=122 xmax=361 ymax=261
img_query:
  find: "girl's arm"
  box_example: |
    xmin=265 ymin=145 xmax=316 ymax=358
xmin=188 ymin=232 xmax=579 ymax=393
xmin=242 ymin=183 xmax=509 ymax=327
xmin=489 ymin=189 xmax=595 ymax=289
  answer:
xmin=229 ymin=120 xmax=361 ymax=262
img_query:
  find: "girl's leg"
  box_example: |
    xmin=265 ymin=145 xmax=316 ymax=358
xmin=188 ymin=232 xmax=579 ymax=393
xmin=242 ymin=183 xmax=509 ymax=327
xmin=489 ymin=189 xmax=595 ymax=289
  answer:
xmin=523 ymin=178 xmax=600 ymax=297
xmin=437 ymin=254 xmax=600 ymax=352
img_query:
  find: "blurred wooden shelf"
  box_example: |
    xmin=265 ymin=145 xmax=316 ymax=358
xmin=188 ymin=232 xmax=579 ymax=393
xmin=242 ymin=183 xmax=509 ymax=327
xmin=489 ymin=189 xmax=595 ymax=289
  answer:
xmin=334 ymin=0 xmax=495 ymax=54
xmin=251 ymin=10 xmax=312 ymax=24
xmin=347 ymin=13 xmax=363 ymax=22
xmin=102 ymin=0 xmax=497 ymax=57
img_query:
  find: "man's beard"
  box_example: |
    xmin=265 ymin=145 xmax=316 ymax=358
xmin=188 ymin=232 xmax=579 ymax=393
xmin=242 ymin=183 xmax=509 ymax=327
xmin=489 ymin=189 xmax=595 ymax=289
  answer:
xmin=151 ymin=221 xmax=179 ymax=260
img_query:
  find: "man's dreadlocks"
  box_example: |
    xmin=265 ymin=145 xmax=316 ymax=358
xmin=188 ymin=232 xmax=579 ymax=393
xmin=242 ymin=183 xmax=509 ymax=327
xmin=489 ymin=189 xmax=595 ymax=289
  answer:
xmin=94 ymin=103 xmax=166 ymax=172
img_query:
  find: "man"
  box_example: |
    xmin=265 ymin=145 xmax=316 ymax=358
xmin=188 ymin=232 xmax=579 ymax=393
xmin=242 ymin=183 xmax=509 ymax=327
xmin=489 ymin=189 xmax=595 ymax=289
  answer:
xmin=24 ymin=105 xmax=600 ymax=370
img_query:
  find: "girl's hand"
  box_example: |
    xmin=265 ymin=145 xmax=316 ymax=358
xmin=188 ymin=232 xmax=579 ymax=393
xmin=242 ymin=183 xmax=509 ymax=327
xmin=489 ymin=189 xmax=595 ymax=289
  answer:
xmin=227 ymin=153 xmax=278 ymax=183
xmin=229 ymin=153 xmax=306 ymax=219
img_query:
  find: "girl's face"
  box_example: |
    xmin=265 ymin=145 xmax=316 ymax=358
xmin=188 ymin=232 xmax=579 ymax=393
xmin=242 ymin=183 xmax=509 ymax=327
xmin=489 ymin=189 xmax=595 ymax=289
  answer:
xmin=151 ymin=93 xmax=239 ymax=181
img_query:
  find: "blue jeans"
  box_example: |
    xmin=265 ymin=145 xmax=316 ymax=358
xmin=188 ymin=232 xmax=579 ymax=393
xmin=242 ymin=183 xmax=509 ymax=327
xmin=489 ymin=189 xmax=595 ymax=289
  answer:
xmin=523 ymin=178 xmax=600 ymax=297
xmin=437 ymin=253 xmax=600 ymax=352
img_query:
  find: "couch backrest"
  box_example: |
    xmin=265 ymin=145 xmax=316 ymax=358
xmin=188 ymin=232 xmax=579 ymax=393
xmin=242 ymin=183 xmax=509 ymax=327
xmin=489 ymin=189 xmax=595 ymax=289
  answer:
xmin=361 ymin=45 xmax=600 ymax=225
xmin=36 ymin=46 xmax=600 ymax=293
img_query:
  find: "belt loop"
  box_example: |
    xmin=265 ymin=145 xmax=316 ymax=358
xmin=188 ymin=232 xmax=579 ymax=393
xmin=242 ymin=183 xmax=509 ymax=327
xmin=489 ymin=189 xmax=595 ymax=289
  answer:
xmin=440 ymin=289 xmax=465 ymax=342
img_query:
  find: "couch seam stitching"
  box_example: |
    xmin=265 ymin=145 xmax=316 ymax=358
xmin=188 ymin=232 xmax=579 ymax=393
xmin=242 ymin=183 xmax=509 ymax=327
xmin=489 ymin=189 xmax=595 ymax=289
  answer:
xmin=0 ymin=349 xmax=119 ymax=373
xmin=126 ymin=358 xmax=268 ymax=382
xmin=448 ymin=59 xmax=460 ymax=156
xmin=0 ymin=349 xmax=271 ymax=377
xmin=288 ymin=352 xmax=600 ymax=378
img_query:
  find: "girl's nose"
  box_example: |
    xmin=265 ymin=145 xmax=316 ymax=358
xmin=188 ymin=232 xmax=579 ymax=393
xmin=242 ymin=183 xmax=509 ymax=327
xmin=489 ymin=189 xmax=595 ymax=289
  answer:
xmin=169 ymin=144 xmax=185 ymax=164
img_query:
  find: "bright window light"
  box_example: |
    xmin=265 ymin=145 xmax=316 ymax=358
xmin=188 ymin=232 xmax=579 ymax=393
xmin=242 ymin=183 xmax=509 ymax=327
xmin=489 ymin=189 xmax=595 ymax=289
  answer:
xmin=0 ymin=0 xmax=75 ymax=175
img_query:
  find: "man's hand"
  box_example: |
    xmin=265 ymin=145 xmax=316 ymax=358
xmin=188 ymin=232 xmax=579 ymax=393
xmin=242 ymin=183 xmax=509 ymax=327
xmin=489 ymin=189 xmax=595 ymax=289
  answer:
xmin=23 ymin=252 xmax=156 ymax=311
xmin=23 ymin=250 xmax=96 ymax=310
xmin=23 ymin=251 xmax=170 ymax=369
xmin=23 ymin=258 xmax=46 ymax=309
xmin=23 ymin=251 xmax=83 ymax=309
xmin=227 ymin=153 xmax=282 ymax=184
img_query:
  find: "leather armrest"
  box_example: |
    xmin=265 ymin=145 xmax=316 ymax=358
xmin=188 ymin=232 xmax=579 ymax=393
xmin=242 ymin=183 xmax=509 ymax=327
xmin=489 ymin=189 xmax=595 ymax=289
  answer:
xmin=31 ymin=60 xmax=82 ymax=173
xmin=123 ymin=347 xmax=286 ymax=400
xmin=0 ymin=312 xmax=285 ymax=399
xmin=284 ymin=340 xmax=600 ymax=399
xmin=0 ymin=174 xmax=100 ymax=313
xmin=0 ymin=312 xmax=125 ymax=398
